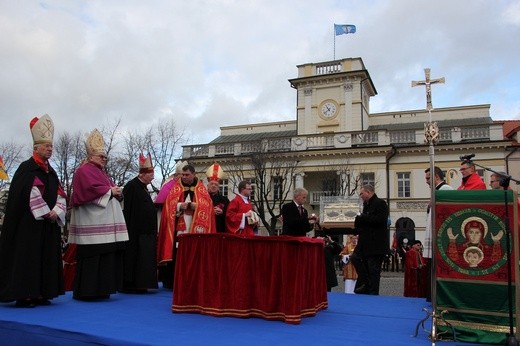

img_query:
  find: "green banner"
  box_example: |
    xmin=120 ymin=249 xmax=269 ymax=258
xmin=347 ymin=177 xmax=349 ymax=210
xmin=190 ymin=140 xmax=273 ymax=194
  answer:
xmin=434 ymin=190 xmax=518 ymax=344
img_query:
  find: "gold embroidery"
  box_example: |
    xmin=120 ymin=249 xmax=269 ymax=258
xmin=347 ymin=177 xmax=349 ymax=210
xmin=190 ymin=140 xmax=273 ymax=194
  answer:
xmin=437 ymin=319 xmax=514 ymax=333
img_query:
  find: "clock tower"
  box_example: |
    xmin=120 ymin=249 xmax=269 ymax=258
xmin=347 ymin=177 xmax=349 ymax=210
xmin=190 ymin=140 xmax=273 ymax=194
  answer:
xmin=288 ymin=57 xmax=377 ymax=136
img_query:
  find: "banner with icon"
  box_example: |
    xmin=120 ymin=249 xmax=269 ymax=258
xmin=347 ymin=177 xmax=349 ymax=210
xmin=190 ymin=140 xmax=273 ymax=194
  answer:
xmin=435 ymin=190 xmax=519 ymax=344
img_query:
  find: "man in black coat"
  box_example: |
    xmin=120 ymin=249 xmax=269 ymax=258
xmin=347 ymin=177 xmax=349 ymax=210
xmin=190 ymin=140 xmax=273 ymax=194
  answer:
xmin=323 ymin=236 xmax=342 ymax=291
xmin=281 ymin=187 xmax=315 ymax=237
xmin=121 ymin=153 xmax=158 ymax=293
xmin=351 ymin=184 xmax=389 ymax=295
xmin=0 ymin=115 xmax=66 ymax=307
xmin=205 ymin=163 xmax=229 ymax=233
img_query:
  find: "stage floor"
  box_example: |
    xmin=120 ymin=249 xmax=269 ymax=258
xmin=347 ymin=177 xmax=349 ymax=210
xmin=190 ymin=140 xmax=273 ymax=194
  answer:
xmin=0 ymin=289 xmax=448 ymax=345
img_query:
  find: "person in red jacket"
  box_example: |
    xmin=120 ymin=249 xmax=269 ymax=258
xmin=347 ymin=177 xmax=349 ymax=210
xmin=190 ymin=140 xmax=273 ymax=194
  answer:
xmin=404 ymin=240 xmax=427 ymax=297
xmin=457 ymin=160 xmax=486 ymax=190
xmin=226 ymin=181 xmax=258 ymax=235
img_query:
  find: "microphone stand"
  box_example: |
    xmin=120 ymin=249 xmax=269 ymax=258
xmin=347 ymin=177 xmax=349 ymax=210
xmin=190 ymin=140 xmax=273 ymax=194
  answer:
xmin=470 ymin=160 xmax=520 ymax=187
xmin=470 ymin=160 xmax=519 ymax=346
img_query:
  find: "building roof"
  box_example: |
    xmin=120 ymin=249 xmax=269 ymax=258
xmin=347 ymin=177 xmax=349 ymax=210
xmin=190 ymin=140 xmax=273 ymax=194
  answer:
xmin=207 ymin=117 xmax=495 ymax=144
xmin=499 ymin=120 xmax=520 ymax=139
xmin=368 ymin=117 xmax=494 ymax=131
xmin=209 ymin=130 xmax=298 ymax=144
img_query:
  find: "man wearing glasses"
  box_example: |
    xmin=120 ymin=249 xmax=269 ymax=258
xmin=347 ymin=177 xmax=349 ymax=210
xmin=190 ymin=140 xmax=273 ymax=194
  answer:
xmin=68 ymin=129 xmax=128 ymax=300
xmin=226 ymin=181 xmax=258 ymax=235
xmin=457 ymin=160 xmax=486 ymax=190
xmin=489 ymin=171 xmax=508 ymax=190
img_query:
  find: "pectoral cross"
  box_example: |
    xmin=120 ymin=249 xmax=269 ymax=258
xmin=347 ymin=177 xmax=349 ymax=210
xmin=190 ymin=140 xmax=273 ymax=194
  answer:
xmin=411 ymin=68 xmax=445 ymax=111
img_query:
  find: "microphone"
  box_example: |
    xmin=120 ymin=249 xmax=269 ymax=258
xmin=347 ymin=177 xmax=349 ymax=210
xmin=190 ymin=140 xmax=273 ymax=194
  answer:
xmin=459 ymin=154 xmax=475 ymax=161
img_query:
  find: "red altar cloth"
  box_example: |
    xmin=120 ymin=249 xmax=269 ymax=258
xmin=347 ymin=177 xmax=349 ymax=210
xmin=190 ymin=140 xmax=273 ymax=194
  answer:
xmin=172 ymin=233 xmax=328 ymax=324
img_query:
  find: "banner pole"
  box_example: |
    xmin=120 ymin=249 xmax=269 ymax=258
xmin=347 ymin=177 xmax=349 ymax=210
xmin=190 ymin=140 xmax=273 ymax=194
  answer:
xmin=333 ymin=25 xmax=336 ymax=60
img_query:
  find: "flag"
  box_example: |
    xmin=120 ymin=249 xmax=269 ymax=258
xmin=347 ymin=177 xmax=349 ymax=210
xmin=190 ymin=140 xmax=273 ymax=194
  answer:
xmin=0 ymin=156 xmax=9 ymax=180
xmin=334 ymin=24 xmax=356 ymax=36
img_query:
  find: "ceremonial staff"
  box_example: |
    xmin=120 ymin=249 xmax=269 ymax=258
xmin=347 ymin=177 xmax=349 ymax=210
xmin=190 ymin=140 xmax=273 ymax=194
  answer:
xmin=411 ymin=68 xmax=445 ymax=344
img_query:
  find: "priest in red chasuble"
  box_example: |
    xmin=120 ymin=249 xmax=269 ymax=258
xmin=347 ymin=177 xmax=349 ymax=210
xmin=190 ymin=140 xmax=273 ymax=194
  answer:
xmin=157 ymin=164 xmax=215 ymax=287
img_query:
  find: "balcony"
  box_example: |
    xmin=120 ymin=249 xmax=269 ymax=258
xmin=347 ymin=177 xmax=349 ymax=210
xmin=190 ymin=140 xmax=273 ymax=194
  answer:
xmin=182 ymin=125 xmax=500 ymax=159
xmin=461 ymin=127 xmax=489 ymax=141
xmin=309 ymin=191 xmax=335 ymax=205
xmin=389 ymin=130 xmax=415 ymax=144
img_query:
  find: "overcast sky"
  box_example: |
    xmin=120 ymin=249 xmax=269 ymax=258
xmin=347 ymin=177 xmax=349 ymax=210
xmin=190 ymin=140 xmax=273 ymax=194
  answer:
xmin=1 ymin=0 xmax=519 ymax=150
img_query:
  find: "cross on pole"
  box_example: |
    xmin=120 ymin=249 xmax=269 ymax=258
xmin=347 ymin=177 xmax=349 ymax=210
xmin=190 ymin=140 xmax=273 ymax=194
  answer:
xmin=411 ymin=67 xmax=446 ymax=343
xmin=411 ymin=68 xmax=445 ymax=111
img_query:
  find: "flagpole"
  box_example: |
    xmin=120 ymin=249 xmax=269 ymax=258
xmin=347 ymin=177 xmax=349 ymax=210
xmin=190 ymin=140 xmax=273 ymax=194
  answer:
xmin=333 ymin=24 xmax=336 ymax=60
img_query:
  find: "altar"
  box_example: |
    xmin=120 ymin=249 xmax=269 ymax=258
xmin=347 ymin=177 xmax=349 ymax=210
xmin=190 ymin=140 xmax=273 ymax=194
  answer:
xmin=172 ymin=233 xmax=328 ymax=324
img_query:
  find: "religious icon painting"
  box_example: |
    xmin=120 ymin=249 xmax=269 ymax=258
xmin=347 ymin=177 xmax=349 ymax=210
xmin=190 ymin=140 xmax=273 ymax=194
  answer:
xmin=434 ymin=190 xmax=518 ymax=345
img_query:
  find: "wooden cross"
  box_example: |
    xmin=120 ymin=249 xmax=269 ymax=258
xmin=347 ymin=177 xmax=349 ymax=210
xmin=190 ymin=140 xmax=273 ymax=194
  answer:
xmin=411 ymin=68 xmax=445 ymax=111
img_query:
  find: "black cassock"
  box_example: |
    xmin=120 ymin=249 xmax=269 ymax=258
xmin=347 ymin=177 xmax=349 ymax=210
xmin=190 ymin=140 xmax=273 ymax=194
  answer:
xmin=122 ymin=176 xmax=158 ymax=290
xmin=0 ymin=157 xmax=64 ymax=302
xmin=210 ymin=192 xmax=230 ymax=233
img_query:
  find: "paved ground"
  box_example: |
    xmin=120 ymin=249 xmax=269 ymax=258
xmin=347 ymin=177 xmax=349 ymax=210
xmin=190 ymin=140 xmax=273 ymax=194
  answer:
xmin=332 ymin=269 xmax=405 ymax=296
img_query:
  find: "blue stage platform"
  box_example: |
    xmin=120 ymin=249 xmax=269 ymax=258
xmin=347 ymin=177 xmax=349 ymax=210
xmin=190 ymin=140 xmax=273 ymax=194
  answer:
xmin=0 ymin=289 xmax=450 ymax=345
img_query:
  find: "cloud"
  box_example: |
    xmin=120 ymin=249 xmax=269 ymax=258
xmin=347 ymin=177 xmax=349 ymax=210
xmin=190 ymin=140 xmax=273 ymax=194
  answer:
xmin=0 ymin=0 xmax=519 ymax=150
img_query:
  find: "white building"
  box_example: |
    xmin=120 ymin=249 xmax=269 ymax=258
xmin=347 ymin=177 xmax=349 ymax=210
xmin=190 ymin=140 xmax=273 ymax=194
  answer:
xmin=181 ymin=57 xmax=520 ymax=244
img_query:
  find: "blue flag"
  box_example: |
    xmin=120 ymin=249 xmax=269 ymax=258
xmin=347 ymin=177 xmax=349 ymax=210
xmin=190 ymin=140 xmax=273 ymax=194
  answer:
xmin=334 ymin=24 xmax=356 ymax=36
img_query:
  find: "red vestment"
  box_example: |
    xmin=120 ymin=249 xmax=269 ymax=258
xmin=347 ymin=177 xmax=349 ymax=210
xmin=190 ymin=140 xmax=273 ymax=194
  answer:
xmin=225 ymin=195 xmax=255 ymax=236
xmin=404 ymin=248 xmax=427 ymax=297
xmin=62 ymin=243 xmax=77 ymax=291
xmin=157 ymin=178 xmax=215 ymax=264
xmin=457 ymin=173 xmax=486 ymax=190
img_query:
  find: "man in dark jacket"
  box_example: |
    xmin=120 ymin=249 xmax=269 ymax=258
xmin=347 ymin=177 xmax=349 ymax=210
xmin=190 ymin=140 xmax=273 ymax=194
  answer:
xmin=351 ymin=184 xmax=389 ymax=295
xmin=323 ymin=236 xmax=342 ymax=291
xmin=281 ymin=187 xmax=315 ymax=237
xmin=121 ymin=153 xmax=158 ymax=293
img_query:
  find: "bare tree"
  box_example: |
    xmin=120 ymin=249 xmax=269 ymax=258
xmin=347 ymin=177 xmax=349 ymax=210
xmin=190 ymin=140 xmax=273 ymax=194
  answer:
xmin=100 ymin=118 xmax=136 ymax=187
xmin=0 ymin=140 xmax=28 ymax=188
xmin=50 ymin=131 xmax=84 ymax=199
xmin=145 ymin=119 xmax=187 ymax=187
xmin=321 ymin=158 xmax=369 ymax=197
xmin=0 ymin=140 xmax=26 ymax=223
xmin=223 ymin=160 xmax=247 ymax=194
xmin=223 ymin=151 xmax=300 ymax=235
xmin=335 ymin=166 xmax=363 ymax=197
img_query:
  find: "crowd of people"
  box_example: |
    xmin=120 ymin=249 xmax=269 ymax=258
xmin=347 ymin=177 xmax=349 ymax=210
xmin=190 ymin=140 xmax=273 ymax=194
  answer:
xmin=0 ymin=114 xmax=510 ymax=307
xmin=0 ymin=115 xmax=335 ymax=307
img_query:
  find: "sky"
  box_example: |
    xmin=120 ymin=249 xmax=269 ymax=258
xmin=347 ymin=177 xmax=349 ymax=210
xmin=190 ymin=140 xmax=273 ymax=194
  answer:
xmin=1 ymin=0 xmax=519 ymax=150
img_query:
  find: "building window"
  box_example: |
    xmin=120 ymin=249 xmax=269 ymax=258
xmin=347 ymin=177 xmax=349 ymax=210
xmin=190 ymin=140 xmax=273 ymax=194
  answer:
xmin=360 ymin=172 xmax=375 ymax=187
xmin=249 ymin=178 xmax=256 ymax=201
xmin=219 ymin=179 xmax=228 ymax=197
xmin=397 ymin=172 xmax=411 ymax=198
xmin=322 ymin=178 xmax=337 ymax=195
xmin=273 ymin=176 xmax=283 ymax=201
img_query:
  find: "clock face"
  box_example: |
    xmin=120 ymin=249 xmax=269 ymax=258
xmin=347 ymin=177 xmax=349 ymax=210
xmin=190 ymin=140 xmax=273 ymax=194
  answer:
xmin=320 ymin=100 xmax=338 ymax=119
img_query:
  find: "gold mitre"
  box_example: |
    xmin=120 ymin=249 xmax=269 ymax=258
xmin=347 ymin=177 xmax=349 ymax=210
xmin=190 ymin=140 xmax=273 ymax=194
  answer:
xmin=206 ymin=162 xmax=226 ymax=182
xmin=30 ymin=114 xmax=54 ymax=145
xmin=85 ymin=129 xmax=106 ymax=156
xmin=175 ymin=160 xmax=189 ymax=174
